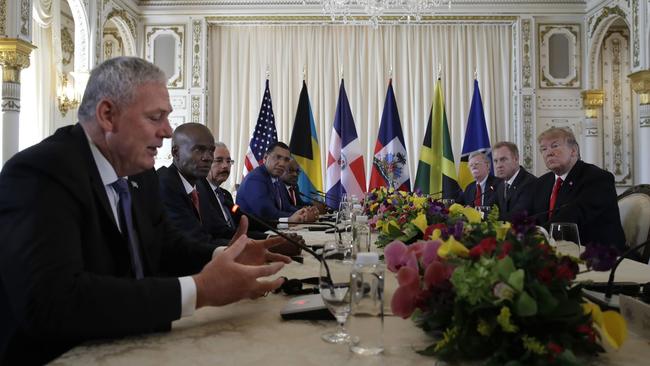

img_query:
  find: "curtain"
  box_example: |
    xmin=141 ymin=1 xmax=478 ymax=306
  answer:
xmin=19 ymin=0 xmax=58 ymax=150
xmin=208 ymin=23 xmax=512 ymax=191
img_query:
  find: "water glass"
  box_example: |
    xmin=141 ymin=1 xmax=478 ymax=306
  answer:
xmin=319 ymin=247 xmax=354 ymax=344
xmin=549 ymin=222 xmax=582 ymax=257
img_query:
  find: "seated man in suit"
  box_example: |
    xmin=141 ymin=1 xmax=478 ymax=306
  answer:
xmin=157 ymin=123 xmax=231 ymax=247
xmin=457 ymin=152 xmax=500 ymax=208
xmin=0 ymin=57 xmax=289 ymax=365
xmin=237 ymin=142 xmax=318 ymax=224
xmin=532 ymin=127 xmax=625 ymax=250
xmin=279 ymin=158 xmax=327 ymax=214
xmin=492 ymin=141 xmax=537 ymax=221
xmin=197 ymin=143 xmax=301 ymax=255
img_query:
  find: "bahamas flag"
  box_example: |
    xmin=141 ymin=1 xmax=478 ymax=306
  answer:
xmin=414 ymin=79 xmax=460 ymax=198
xmin=458 ymin=79 xmax=492 ymax=189
xmin=289 ymin=80 xmax=323 ymax=199
xmin=369 ymin=79 xmax=411 ymax=191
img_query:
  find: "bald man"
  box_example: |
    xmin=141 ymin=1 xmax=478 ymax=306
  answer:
xmin=157 ymin=123 xmax=231 ymax=246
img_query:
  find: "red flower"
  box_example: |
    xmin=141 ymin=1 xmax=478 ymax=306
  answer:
xmin=423 ymin=223 xmax=447 ymax=240
xmin=498 ymin=241 xmax=513 ymax=259
xmin=537 ymin=267 xmax=553 ymax=284
xmin=547 ymin=342 xmax=563 ymax=362
xmin=576 ymin=324 xmax=596 ymax=343
xmin=556 ymin=257 xmax=578 ymax=281
xmin=469 ymin=237 xmax=497 ymax=259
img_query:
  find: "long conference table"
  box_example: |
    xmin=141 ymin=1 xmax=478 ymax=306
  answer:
xmin=52 ymin=230 xmax=650 ymax=365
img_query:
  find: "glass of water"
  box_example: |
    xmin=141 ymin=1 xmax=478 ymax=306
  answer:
xmin=319 ymin=247 xmax=354 ymax=344
xmin=550 ymin=222 xmax=582 ymax=257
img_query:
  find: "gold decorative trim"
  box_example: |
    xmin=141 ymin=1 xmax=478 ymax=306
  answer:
xmin=521 ymin=19 xmax=531 ymax=88
xmin=145 ymin=25 xmax=185 ymax=89
xmin=61 ymin=27 xmax=75 ymax=66
xmin=0 ymin=38 xmax=36 ymax=82
xmin=206 ymin=15 xmax=518 ymax=24
xmin=632 ymin=0 xmax=639 ymax=68
xmin=106 ymin=8 xmax=137 ymax=40
xmin=522 ymin=95 xmax=534 ymax=170
xmin=538 ymin=24 xmax=581 ymax=89
xmin=581 ymin=89 xmax=604 ymax=108
xmin=590 ymin=6 xmax=627 ymax=38
xmin=20 ymin=0 xmax=30 ymax=36
xmin=628 ymin=70 xmax=650 ymax=93
xmin=192 ymin=20 xmax=201 ymax=88
xmin=191 ymin=95 xmax=201 ymax=123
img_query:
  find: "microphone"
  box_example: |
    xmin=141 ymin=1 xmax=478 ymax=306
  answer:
xmin=267 ymin=219 xmax=343 ymax=245
xmin=296 ymin=190 xmax=338 ymax=211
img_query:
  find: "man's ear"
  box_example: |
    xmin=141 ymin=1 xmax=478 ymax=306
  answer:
xmin=95 ymin=99 xmax=116 ymax=133
xmin=171 ymin=145 xmax=179 ymax=159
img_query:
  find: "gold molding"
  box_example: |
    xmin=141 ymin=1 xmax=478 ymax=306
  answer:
xmin=206 ymin=15 xmax=518 ymax=24
xmin=0 ymin=38 xmax=36 ymax=82
xmin=628 ymin=70 xmax=650 ymax=105
xmin=581 ymin=89 xmax=604 ymax=108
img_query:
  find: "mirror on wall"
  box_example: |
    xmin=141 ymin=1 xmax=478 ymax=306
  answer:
xmin=539 ymin=24 xmax=581 ymax=88
xmin=145 ymin=25 xmax=185 ymax=88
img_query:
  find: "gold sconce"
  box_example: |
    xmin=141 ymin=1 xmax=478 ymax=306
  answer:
xmin=57 ymin=73 xmax=80 ymax=117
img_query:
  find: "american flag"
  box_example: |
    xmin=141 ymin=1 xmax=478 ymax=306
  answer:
xmin=243 ymin=79 xmax=278 ymax=175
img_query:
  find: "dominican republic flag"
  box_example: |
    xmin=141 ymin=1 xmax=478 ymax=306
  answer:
xmin=325 ymin=79 xmax=366 ymax=209
xmin=458 ymin=78 xmax=492 ymax=189
xmin=368 ymin=79 xmax=411 ymax=191
xmin=243 ymin=79 xmax=278 ymax=176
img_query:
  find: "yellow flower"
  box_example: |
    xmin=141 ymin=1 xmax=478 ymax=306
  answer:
xmin=411 ymin=196 xmax=427 ymax=209
xmin=497 ymin=306 xmax=519 ymax=333
xmin=448 ymin=203 xmax=464 ymax=215
xmin=413 ymin=213 xmax=428 ymax=233
xmin=583 ymin=302 xmax=628 ymax=349
xmin=429 ymin=228 xmax=442 ymax=241
xmin=462 ymin=206 xmax=482 ymax=223
xmin=437 ymin=235 xmax=469 ymax=258
xmin=496 ymin=221 xmax=512 ymax=241
xmin=477 ymin=319 xmax=492 ymax=336
xmin=434 ymin=326 xmax=459 ymax=352
xmin=370 ymin=202 xmax=379 ymax=212
xmin=382 ymin=219 xmax=401 ymax=235
xmin=521 ymin=335 xmax=547 ymax=355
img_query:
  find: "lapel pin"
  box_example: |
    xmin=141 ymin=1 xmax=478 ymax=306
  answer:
xmin=131 ymin=181 xmax=139 ymax=189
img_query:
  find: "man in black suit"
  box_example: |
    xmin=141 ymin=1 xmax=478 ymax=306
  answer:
xmin=492 ymin=141 xmax=537 ymax=221
xmin=157 ymin=123 xmax=230 ymax=247
xmin=457 ymin=152 xmax=500 ymax=208
xmin=532 ymin=127 xmax=625 ymax=250
xmin=0 ymin=57 xmax=289 ymax=365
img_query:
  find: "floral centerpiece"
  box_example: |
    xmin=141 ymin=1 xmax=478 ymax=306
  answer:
xmin=368 ymin=189 xmax=627 ymax=365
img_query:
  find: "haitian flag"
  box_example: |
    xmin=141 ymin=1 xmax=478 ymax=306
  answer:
xmin=325 ymin=79 xmax=366 ymax=209
xmin=369 ymin=79 xmax=411 ymax=191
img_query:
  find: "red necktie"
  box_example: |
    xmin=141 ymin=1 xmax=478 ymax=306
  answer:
xmin=190 ymin=189 xmax=201 ymax=221
xmin=548 ymin=177 xmax=563 ymax=219
xmin=474 ymin=183 xmax=482 ymax=207
xmin=289 ymin=186 xmax=297 ymax=206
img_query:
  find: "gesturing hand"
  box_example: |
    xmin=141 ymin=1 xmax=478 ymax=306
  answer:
xmin=193 ymin=233 xmax=286 ymax=308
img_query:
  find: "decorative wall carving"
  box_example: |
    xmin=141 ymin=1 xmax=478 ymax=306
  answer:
xmin=106 ymin=9 xmax=136 ymax=40
xmin=192 ymin=20 xmax=202 ymax=88
xmin=536 ymin=96 xmax=581 ymax=109
xmin=589 ymin=6 xmax=626 ymax=38
xmin=601 ymin=30 xmax=633 ymax=185
xmin=521 ymin=19 xmax=531 ymax=88
xmin=522 ymin=95 xmax=533 ymax=170
xmin=145 ymin=25 xmax=185 ymax=88
xmin=61 ymin=27 xmax=75 ymax=66
xmin=191 ymin=95 xmax=201 ymax=122
xmin=539 ymin=24 xmax=580 ymax=88
xmin=170 ymin=95 xmax=186 ymax=109
xmin=0 ymin=0 xmax=6 ymax=36
xmin=20 ymin=0 xmax=30 ymax=37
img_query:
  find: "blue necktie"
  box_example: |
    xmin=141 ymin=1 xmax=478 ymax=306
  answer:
xmin=215 ymin=188 xmax=235 ymax=228
xmin=273 ymin=181 xmax=283 ymax=209
xmin=111 ymin=178 xmax=144 ymax=279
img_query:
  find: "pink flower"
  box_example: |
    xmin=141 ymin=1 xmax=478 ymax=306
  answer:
xmin=391 ymin=266 xmax=420 ymax=318
xmin=385 ymin=241 xmax=418 ymax=273
xmin=421 ymin=240 xmax=442 ymax=267
xmin=424 ymin=261 xmax=453 ymax=288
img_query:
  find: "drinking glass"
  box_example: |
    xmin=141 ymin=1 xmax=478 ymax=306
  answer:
xmin=319 ymin=247 xmax=354 ymax=344
xmin=476 ymin=205 xmax=491 ymax=219
xmin=337 ymin=201 xmax=354 ymax=249
xmin=549 ymin=222 xmax=582 ymax=257
xmin=441 ymin=198 xmax=455 ymax=208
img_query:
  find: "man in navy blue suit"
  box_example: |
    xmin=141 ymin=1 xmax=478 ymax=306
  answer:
xmin=532 ymin=127 xmax=625 ymax=250
xmin=492 ymin=141 xmax=537 ymax=221
xmin=457 ymin=152 xmax=501 ymax=208
xmin=237 ymin=142 xmax=318 ymax=224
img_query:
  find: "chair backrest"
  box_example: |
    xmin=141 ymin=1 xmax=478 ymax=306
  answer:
xmin=617 ymin=185 xmax=650 ymax=262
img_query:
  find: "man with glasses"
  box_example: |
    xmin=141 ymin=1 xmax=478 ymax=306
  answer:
xmin=457 ymin=151 xmax=501 ymax=208
xmin=532 ymin=127 xmax=625 ymax=250
xmin=237 ymin=142 xmax=317 ymax=224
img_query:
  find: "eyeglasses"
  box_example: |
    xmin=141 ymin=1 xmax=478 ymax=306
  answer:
xmin=213 ymin=158 xmax=235 ymax=166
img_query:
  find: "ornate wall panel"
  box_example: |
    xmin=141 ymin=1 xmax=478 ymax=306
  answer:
xmin=601 ymin=30 xmax=633 ymax=185
xmin=522 ymin=95 xmax=534 ymax=170
xmin=145 ymin=25 xmax=185 ymax=88
xmin=539 ymin=24 xmax=581 ymax=88
xmin=191 ymin=19 xmax=202 ymax=88
xmin=521 ymin=19 xmax=532 ymax=88
xmin=0 ymin=0 xmax=6 ymax=36
xmin=632 ymin=0 xmax=639 ymax=68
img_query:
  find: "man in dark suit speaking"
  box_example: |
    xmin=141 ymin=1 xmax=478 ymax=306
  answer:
xmin=0 ymin=57 xmax=289 ymax=365
xmin=532 ymin=127 xmax=625 ymax=250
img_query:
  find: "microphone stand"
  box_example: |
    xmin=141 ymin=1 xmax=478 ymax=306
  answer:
xmin=268 ymin=220 xmax=342 ymax=244
xmin=296 ymin=190 xmax=338 ymax=212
